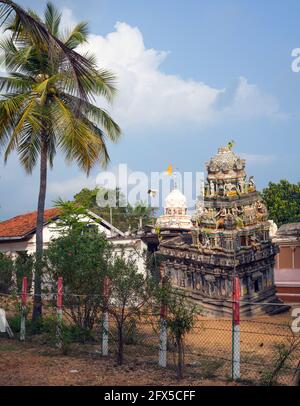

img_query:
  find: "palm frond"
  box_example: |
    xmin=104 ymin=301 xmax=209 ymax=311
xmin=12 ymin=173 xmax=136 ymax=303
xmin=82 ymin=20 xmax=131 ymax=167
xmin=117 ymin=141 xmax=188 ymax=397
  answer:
xmin=0 ymin=0 xmax=101 ymax=102
xmin=51 ymin=96 xmax=106 ymax=173
xmin=17 ymin=122 xmax=41 ymax=173
xmin=64 ymin=22 xmax=89 ymax=49
xmin=60 ymin=92 xmax=121 ymax=142
xmin=44 ymin=2 xmax=61 ymax=37
xmin=0 ymin=1 xmax=121 ymax=175
xmin=0 ymin=73 xmax=34 ymax=93
xmin=3 ymin=96 xmax=41 ymax=161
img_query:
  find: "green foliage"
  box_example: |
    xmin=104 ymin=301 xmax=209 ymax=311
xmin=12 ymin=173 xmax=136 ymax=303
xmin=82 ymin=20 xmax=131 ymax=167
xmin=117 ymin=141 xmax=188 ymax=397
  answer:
xmin=46 ymin=216 xmax=110 ymax=334
xmin=0 ymin=2 xmax=121 ymax=174
xmin=122 ymin=318 xmax=139 ymax=345
xmin=0 ymin=253 xmax=14 ymax=294
xmin=14 ymin=253 xmax=33 ymax=292
xmin=261 ymin=180 xmax=300 ymax=226
xmin=165 ymin=289 xmax=199 ymax=341
xmin=260 ymin=329 xmax=300 ymax=386
xmin=227 ymin=140 xmax=235 ymax=150
xmin=145 ymin=252 xmax=164 ymax=281
xmin=261 ymin=343 xmax=291 ymax=386
xmin=155 ymin=282 xmax=200 ymax=379
xmin=0 ymin=1 xmax=121 ymax=323
xmin=73 ymin=187 xmax=157 ymax=232
xmin=7 ymin=314 xmax=32 ymax=334
xmin=40 ymin=315 xmax=72 ymax=354
xmin=0 ymin=0 xmax=105 ymax=103
xmin=109 ymin=253 xmax=154 ymax=317
xmin=53 ymin=198 xmax=97 ymax=234
xmin=108 ymin=252 xmax=155 ymax=364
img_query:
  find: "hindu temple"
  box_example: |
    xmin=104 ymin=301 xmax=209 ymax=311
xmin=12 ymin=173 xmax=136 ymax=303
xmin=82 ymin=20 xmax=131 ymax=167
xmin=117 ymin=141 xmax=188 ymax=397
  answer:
xmin=157 ymin=144 xmax=286 ymax=316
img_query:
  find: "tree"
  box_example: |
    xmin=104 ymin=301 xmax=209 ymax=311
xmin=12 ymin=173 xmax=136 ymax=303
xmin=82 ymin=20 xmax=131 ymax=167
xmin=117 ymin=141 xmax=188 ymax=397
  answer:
xmin=261 ymin=180 xmax=300 ymax=226
xmin=107 ymin=253 xmax=154 ymax=365
xmin=46 ymin=209 xmax=111 ymax=341
xmin=14 ymin=253 xmax=33 ymax=292
xmin=73 ymin=187 xmax=156 ymax=232
xmin=157 ymin=283 xmax=199 ymax=379
xmin=0 ymin=2 xmax=121 ymax=323
xmin=0 ymin=252 xmax=14 ymax=294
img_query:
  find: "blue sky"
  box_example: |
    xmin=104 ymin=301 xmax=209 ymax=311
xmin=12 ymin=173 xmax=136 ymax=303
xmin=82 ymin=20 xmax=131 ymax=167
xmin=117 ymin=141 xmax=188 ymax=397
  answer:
xmin=1 ymin=0 xmax=300 ymax=218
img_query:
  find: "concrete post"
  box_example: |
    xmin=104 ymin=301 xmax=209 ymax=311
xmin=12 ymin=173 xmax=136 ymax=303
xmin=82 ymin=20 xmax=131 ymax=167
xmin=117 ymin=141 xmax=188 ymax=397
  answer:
xmin=159 ymin=275 xmax=168 ymax=368
xmin=102 ymin=311 xmax=109 ymax=356
xmin=56 ymin=277 xmax=63 ymax=349
xmin=159 ymin=317 xmax=167 ymax=368
xmin=232 ymin=276 xmax=241 ymax=380
xmin=20 ymin=277 xmax=27 ymax=341
xmin=102 ymin=276 xmax=110 ymax=356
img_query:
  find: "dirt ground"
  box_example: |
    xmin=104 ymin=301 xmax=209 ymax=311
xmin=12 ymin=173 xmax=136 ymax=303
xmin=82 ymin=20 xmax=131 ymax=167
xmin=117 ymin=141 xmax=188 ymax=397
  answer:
xmin=0 ymin=308 xmax=298 ymax=386
xmin=0 ymin=338 xmax=241 ymax=386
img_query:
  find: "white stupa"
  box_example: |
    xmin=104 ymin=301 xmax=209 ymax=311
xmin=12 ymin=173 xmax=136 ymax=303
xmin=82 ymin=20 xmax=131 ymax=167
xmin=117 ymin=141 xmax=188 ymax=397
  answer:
xmin=156 ymin=188 xmax=192 ymax=230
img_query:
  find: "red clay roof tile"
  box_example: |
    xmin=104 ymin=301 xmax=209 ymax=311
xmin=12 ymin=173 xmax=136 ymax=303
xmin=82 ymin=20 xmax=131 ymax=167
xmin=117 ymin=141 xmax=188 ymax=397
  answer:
xmin=0 ymin=208 xmax=61 ymax=239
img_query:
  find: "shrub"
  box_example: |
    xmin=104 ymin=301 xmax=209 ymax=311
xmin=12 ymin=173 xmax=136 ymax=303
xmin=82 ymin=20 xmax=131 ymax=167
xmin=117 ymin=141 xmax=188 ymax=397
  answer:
xmin=46 ymin=226 xmax=111 ymax=334
xmin=0 ymin=253 xmax=14 ymax=294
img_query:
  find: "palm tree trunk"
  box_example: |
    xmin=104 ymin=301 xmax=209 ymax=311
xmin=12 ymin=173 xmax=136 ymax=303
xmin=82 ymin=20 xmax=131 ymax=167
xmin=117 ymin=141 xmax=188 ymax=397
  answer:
xmin=32 ymin=137 xmax=48 ymax=323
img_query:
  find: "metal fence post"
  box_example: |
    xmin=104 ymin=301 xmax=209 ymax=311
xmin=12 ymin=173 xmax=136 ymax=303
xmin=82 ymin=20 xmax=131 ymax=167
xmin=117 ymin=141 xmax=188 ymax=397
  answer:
xmin=232 ymin=276 xmax=241 ymax=380
xmin=20 ymin=277 xmax=27 ymax=341
xmin=56 ymin=277 xmax=63 ymax=349
xmin=102 ymin=276 xmax=110 ymax=356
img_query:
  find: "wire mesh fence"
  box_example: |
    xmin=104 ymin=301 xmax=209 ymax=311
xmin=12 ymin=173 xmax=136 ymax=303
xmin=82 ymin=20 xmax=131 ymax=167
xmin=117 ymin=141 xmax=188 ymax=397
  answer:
xmin=1 ymin=292 xmax=300 ymax=386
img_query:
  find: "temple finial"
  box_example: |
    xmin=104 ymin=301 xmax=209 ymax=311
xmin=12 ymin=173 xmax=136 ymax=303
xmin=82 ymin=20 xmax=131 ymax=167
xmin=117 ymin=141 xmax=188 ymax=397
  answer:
xmin=227 ymin=140 xmax=235 ymax=150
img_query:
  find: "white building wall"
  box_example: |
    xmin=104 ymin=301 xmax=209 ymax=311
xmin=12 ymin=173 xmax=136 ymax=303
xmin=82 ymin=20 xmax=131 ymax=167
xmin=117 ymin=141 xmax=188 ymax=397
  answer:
xmin=0 ymin=218 xmax=147 ymax=276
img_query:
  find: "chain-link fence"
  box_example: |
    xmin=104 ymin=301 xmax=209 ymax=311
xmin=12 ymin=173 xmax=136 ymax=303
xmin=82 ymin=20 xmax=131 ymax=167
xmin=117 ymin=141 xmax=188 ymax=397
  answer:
xmin=119 ymin=307 xmax=300 ymax=386
xmin=1 ymin=292 xmax=300 ymax=386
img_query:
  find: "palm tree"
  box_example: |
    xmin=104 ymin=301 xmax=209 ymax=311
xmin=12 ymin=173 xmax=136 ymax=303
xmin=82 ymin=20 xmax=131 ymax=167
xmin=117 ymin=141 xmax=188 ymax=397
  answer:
xmin=0 ymin=2 xmax=121 ymax=323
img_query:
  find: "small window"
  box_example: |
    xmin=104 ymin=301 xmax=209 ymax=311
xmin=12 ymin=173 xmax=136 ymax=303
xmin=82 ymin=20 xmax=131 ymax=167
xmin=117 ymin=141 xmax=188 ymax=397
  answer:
xmin=240 ymin=236 xmax=247 ymax=247
xmin=254 ymin=279 xmax=260 ymax=293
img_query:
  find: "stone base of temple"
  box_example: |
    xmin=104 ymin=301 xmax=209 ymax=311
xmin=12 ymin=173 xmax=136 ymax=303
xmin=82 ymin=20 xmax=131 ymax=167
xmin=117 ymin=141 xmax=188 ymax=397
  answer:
xmin=183 ymin=287 xmax=290 ymax=317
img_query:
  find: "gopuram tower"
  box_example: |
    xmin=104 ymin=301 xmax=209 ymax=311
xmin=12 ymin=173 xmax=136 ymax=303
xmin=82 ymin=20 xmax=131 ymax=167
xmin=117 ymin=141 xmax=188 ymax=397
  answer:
xmin=159 ymin=144 xmax=286 ymax=316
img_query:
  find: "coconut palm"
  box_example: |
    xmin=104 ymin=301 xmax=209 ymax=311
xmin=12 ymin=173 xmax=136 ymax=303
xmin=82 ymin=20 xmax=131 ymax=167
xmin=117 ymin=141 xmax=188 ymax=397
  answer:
xmin=0 ymin=2 xmax=121 ymax=322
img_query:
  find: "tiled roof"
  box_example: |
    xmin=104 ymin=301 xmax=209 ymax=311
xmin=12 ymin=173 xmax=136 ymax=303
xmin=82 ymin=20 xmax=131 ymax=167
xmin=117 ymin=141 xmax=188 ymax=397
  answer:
xmin=0 ymin=208 xmax=60 ymax=239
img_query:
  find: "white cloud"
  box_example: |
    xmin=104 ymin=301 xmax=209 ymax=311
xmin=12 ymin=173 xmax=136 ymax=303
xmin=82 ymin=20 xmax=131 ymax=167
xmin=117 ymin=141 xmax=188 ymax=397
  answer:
xmin=60 ymin=7 xmax=78 ymax=32
xmin=1 ymin=8 xmax=285 ymax=131
xmin=223 ymin=77 xmax=282 ymax=119
xmin=48 ymin=175 xmax=96 ymax=199
xmin=75 ymin=20 xmax=284 ymax=130
xmin=239 ymin=152 xmax=277 ymax=165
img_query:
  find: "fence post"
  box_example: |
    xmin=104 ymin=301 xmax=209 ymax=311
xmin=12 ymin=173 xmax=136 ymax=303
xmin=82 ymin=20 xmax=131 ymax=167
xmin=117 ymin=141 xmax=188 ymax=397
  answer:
xmin=20 ymin=277 xmax=28 ymax=341
xmin=232 ymin=276 xmax=241 ymax=380
xmin=102 ymin=276 xmax=110 ymax=356
xmin=56 ymin=277 xmax=63 ymax=349
xmin=159 ymin=277 xmax=168 ymax=368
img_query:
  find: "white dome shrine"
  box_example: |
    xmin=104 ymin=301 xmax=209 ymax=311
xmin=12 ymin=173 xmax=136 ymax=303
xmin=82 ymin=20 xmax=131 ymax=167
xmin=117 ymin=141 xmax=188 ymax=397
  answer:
xmin=156 ymin=188 xmax=192 ymax=230
xmin=165 ymin=188 xmax=187 ymax=209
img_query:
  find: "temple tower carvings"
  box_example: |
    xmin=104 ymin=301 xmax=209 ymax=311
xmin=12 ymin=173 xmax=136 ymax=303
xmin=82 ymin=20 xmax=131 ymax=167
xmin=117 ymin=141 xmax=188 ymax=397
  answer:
xmin=159 ymin=145 xmax=286 ymax=316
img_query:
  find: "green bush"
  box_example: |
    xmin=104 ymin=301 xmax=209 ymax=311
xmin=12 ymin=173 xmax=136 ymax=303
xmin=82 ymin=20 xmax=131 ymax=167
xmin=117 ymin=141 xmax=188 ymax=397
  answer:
xmin=15 ymin=254 xmax=33 ymax=292
xmin=68 ymin=324 xmax=96 ymax=343
xmin=0 ymin=253 xmax=14 ymax=294
xmin=46 ymin=224 xmax=110 ymax=333
xmin=7 ymin=315 xmax=32 ymax=334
